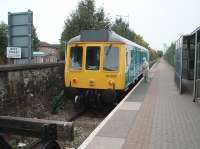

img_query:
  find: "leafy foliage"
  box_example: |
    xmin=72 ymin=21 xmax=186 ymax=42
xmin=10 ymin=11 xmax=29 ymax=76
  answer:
xmin=50 ymin=90 xmax=65 ymax=114
xmin=0 ymin=21 xmax=39 ymax=59
xmin=60 ymin=0 xmax=110 ymax=59
xmin=60 ymin=0 xmax=158 ymax=60
xmin=111 ymin=18 xmax=134 ymax=41
xmin=134 ymin=34 xmax=150 ymax=49
xmin=157 ymin=50 xmax=163 ymax=57
xmin=111 ymin=18 xmax=150 ymax=49
xmin=61 ymin=0 xmax=110 ymax=42
xmin=32 ymin=26 xmax=40 ymax=51
xmin=164 ymin=42 xmax=175 ymax=66
xmin=0 ymin=22 xmax=8 ymax=57
xmin=112 ymin=18 xmax=158 ymax=60
xmin=149 ymin=49 xmax=158 ymax=61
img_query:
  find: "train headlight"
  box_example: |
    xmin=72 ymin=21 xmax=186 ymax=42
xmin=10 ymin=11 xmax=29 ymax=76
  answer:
xmin=108 ymin=80 xmax=115 ymax=89
xmin=108 ymin=80 xmax=114 ymax=86
xmin=72 ymin=78 xmax=78 ymax=84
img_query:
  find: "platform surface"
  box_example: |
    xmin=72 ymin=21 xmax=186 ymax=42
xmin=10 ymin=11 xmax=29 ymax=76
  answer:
xmin=79 ymin=59 xmax=200 ymax=149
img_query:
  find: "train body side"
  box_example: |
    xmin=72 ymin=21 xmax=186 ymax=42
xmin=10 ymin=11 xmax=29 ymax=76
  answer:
xmin=124 ymin=45 xmax=149 ymax=88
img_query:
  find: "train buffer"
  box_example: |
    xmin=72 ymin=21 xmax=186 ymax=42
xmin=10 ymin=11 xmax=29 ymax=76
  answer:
xmin=0 ymin=116 xmax=73 ymax=149
xmin=78 ymin=59 xmax=200 ymax=149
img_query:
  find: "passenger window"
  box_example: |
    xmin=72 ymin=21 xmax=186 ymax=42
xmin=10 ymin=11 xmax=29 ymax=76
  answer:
xmin=104 ymin=47 xmax=119 ymax=71
xmin=70 ymin=46 xmax=83 ymax=70
xmin=86 ymin=46 xmax=100 ymax=70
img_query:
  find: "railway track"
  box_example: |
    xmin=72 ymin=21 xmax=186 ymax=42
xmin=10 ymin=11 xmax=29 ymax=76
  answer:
xmin=67 ymin=109 xmax=87 ymax=122
xmin=67 ymin=73 xmax=144 ymax=123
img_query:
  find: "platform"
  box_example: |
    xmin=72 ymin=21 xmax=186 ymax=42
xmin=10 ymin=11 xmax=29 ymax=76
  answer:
xmin=78 ymin=59 xmax=200 ymax=149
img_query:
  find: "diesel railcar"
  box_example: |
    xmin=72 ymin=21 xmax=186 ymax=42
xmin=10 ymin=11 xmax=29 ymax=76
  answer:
xmin=64 ymin=30 xmax=149 ymax=105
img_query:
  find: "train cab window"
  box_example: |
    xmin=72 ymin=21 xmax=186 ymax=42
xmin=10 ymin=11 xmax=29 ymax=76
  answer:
xmin=70 ymin=46 xmax=83 ymax=70
xmin=104 ymin=47 xmax=119 ymax=71
xmin=86 ymin=46 xmax=100 ymax=70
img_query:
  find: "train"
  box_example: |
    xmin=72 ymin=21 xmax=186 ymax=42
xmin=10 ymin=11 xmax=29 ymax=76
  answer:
xmin=64 ymin=30 xmax=149 ymax=106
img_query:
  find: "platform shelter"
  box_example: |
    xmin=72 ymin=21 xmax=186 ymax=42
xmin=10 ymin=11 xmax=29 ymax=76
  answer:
xmin=175 ymin=26 xmax=200 ymax=101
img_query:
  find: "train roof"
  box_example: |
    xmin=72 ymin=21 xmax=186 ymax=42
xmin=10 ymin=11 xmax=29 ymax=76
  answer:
xmin=67 ymin=30 xmax=148 ymax=52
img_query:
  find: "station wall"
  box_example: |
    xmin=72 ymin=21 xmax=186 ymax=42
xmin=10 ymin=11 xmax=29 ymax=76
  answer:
xmin=0 ymin=62 xmax=64 ymax=116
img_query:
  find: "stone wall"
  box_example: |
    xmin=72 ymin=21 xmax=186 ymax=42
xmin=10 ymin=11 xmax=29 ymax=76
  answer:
xmin=0 ymin=62 xmax=64 ymax=116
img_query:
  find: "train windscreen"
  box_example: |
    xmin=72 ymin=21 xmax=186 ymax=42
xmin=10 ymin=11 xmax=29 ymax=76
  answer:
xmin=104 ymin=47 xmax=119 ymax=71
xmin=86 ymin=46 xmax=100 ymax=70
xmin=70 ymin=46 xmax=83 ymax=70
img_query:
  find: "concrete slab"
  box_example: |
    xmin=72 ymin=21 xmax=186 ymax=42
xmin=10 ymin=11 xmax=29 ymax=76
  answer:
xmin=97 ymin=110 xmax=136 ymax=138
xmin=86 ymin=136 xmax=125 ymax=149
xmin=119 ymin=101 xmax=142 ymax=111
xmin=127 ymin=80 xmax=151 ymax=102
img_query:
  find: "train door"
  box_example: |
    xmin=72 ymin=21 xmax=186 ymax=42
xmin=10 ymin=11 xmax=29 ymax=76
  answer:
xmin=133 ymin=48 xmax=137 ymax=78
xmin=136 ymin=48 xmax=139 ymax=76
xmin=125 ymin=48 xmax=131 ymax=85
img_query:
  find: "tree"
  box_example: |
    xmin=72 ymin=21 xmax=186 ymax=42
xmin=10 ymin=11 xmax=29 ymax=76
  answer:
xmin=60 ymin=0 xmax=156 ymax=60
xmin=32 ymin=26 xmax=40 ymax=51
xmin=60 ymin=0 xmax=111 ymax=59
xmin=112 ymin=18 xmax=150 ymax=49
xmin=157 ymin=50 xmax=163 ymax=57
xmin=61 ymin=0 xmax=110 ymax=42
xmin=112 ymin=18 xmax=134 ymax=41
xmin=112 ymin=18 xmax=158 ymax=60
xmin=149 ymin=48 xmax=158 ymax=61
xmin=164 ymin=42 xmax=175 ymax=66
xmin=0 ymin=22 xmax=39 ymax=64
xmin=0 ymin=22 xmax=8 ymax=57
xmin=134 ymin=34 xmax=149 ymax=49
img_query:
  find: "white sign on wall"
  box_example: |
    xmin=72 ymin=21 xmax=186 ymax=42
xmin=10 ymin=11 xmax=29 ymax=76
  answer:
xmin=7 ymin=47 xmax=21 ymax=58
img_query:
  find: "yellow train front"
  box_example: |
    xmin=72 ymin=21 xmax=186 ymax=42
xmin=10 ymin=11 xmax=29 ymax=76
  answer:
xmin=64 ymin=30 xmax=149 ymax=105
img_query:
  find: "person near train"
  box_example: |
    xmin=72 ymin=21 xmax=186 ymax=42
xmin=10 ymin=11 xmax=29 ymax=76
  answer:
xmin=142 ymin=57 xmax=149 ymax=82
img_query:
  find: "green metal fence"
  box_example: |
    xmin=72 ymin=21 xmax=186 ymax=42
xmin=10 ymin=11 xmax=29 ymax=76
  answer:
xmin=164 ymin=46 xmax=175 ymax=67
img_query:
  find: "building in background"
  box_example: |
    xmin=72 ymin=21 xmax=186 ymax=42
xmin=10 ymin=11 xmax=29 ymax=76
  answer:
xmin=36 ymin=41 xmax=60 ymax=63
xmin=10 ymin=42 xmax=60 ymax=64
xmin=32 ymin=51 xmax=46 ymax=63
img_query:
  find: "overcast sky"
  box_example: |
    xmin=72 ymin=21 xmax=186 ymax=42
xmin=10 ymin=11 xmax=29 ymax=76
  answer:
xmin=0 ymin=0 xmax=200 ymax=50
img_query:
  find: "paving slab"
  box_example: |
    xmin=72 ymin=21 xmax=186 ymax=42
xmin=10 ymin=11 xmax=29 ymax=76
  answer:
xmin=119 ymin=101 xmax=142 ymax=111
xmin=126 ymin=79 xmax=151 ymax=102
xmin=86 ymin=136 xmax=125 ymax=149
xmin=123 ymin=59 xmax=200 ymax=149
xmin=97 ymin=110 xmax=137 ymax=138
